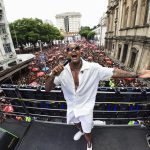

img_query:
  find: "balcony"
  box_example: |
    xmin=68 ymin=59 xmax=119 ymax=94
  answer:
xmin=0 ymin=85 xmax=150 ymax=150
xmin=119 ymin=27 xmax=149 ymax=38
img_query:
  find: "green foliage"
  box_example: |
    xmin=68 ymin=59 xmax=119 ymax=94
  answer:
xmin=87 ymin=31 xmax=95 ymax=40
xmin=9 ymin=18 xmax=63 ymax=48
xmin=79 ymin=26 xmax=95 ymax=40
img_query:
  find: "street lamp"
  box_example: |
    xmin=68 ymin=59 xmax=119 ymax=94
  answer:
xmin=38 ymin=40 xmax=42 ymax=51
xmin=12 ymin=24 xmax=19 ymax=48
xmin=99 ymin=17 xmax=103 ymax=47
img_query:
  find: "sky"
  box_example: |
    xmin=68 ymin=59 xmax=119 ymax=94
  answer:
xmin=4 ymin=0 xmax=108 ymax=28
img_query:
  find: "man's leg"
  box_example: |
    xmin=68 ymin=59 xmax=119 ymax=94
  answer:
xmin=73 ymin=119 xmax=84 ymax=141
xmin=74 ymin=122 xmax=83 ymax=132
xmin=75 ymin=122 xmax=92 ymax=148
xmin=80 ymin=112 xmax=93 ymax=150
xmin=84 ymin=133 xmax=92 ymax=148
xmin=68 ymin=112 xmax=84 ymax=141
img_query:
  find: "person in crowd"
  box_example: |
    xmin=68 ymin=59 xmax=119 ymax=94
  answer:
xmin=45 ymin=43 xmax=150 ymax=150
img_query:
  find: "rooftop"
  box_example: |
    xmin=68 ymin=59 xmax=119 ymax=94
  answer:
xmin=0 ymin=54 xmax=34 ymax=82
xmin=56 ymin=12 xmax=81 ymax=18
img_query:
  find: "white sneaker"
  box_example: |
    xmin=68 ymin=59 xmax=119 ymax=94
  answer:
xmin=87 ymin=143 xmax=92 ymax=150
xmin=73 ymin=131 xmax=84 ymax=141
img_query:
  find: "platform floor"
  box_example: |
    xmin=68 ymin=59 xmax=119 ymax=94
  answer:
xmin=0 ymin=119 xmax=149 ymax=150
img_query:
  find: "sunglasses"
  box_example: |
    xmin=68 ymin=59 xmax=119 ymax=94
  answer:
xmin=67 ymin=46 xmax=80 ymax=52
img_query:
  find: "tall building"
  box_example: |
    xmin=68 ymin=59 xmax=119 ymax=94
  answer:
xmin=0 ymin=0 xmax=34 ymax=81
xmin=0 ymin=0 xmax=17 ymax=71
xmin=55 ymin=12 xmax=81 ymax=34
xmin=93 ymin=14 xmax=107 ymax=47
xmin=105 ymin=0 xmax=150 ymax=72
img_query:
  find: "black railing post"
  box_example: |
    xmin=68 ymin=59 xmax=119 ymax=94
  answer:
xmin=15 ymin=87 xmax=30 ymax=117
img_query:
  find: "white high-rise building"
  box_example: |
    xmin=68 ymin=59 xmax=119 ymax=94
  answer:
xmin=56 ymin=12 xmax=81 ymax=34
xmin=93 ymin=14 xmax=107 ymax=47
xmin=0 ymin=0 xmax=17 ymax=70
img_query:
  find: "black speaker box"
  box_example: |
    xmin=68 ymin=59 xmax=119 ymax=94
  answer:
xmin=0 ymin=127 xmax=19 ymax=150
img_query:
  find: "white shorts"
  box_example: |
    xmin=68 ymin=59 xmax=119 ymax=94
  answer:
xmin=68 ymin=111 xmax=93 ymax=133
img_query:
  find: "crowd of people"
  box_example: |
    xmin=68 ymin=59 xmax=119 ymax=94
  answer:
xmin=1 ymin=40 xmax=150 ymax=150
xmin=16 ymin=40 xmax=148 ymax=88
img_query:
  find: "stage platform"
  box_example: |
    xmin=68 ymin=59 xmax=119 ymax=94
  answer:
xmin=0 ymin=119 xmax=149 ymax=150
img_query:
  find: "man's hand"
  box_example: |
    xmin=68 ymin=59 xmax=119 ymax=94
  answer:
xmin=138 ymin=65 xmax=150 ymax=78
xmin=51 ymin=64 xmax=64 ymax=76
xmin=138 ymin=69 xmax=150 ymax=78
xmin=45 ymin=64 xmax=64 ymax=92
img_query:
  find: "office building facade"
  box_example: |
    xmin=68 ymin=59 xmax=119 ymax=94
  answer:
xmin=0 ymin=0 xmax=17 ymax=71
xmin=56 ymin=12 xmax=81 ymax=34
xmin=105 ymin=0 xmax=150 ymax=72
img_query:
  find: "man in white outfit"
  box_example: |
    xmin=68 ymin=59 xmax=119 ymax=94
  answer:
xmin=45 ymin=43 xmax=150 ymax=150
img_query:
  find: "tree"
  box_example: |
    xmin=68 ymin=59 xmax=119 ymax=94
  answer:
xmin=9 ymin=18 xmax=64 ymax=49
xmin=87 ymin=31 xmax=95 ymax=40
xmin=79 ymin=26 xmax=95 ymax=40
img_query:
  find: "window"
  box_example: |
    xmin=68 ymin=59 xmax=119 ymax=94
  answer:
xmin=3 ymin=43 xmax=12 ymax=53
xmin=112 ymin=44 xmax=114 ymax=49
xmin=130 ymin=1 xmax=138 ymax=27
xmin=117 ymin=45 xmax=122 ymax=59
xmin=0 ymin=9 xmax=2 ymax=20
xmin=64 ymin=16 xmax=69 ymax=32
xmin=124 ymin=7 xmax=129 ymax=28
xmin=129 ymin=48 xmax=138 ymax=68
xmin=129 ymin=52 xmax=137 ymax=68
xmin=107 ymin=15 xmax=110 ymax=31
xmin=144 ymin=0 xmax=150 ymax=25
xmin=121 ymin=1 xmax=127 ymax=28
xmin=122 ymin=44 xmax=128 ymax=63
xmin=0 ymin=25 xmax=6 ymax=34
xmin=140 ymin=0 xmax=147 ymax=25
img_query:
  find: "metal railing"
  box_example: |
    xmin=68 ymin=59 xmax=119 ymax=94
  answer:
xmin=0 ymin=84 xmax=150 ymax=125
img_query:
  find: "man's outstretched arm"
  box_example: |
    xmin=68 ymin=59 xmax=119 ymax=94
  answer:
xmin=112 ymin=68 xmax=150 ymax=78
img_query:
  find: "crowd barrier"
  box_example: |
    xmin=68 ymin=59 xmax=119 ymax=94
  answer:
xmin=0 ymin=84 xmax=150 ymax=124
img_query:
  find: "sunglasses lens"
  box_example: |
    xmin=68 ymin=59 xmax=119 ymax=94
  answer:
xmin=67 ymin=48 xmax=72 ymax=51
xmin=75 ymin=46 xmax=80 ymax=50
xmin=67 ymin=48 xmax=70 ymax=51
xmin=67 ymin=46 xmax=80 ymax=52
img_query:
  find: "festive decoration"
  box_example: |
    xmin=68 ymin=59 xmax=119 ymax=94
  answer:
xmin=106 ymin=61 xmax=112 ymax=65
xmin=58 ymin=55 xmax=64 ymax=59
xmin=37 ymin=72 xmax=45 ymax=77
xmin=125 ymin=78 xmax=135 ymax=81
xmin=3 ymin=105 xmax=14 ymax=113
xmin=128 ymin=121 xmax=139 ymax=125
xmin=32 ymin=68 xmax=39 ymax=72
xmin=48 ymin=58 xmax=53 ymax=62
xmin=29 ymin=81 xmax=39 ymax=86
xmin=25 ymin=116 xmax=31 ymax=122
xmin=87 ymin=56 xmax=93 ymax=62
xmin=16 ymin=116 xmax=23 ymax=121
xmin=42 ymin=67 xmax=49 ymax=72
xmin=99 ymin=53 xmax=104 ymax=56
